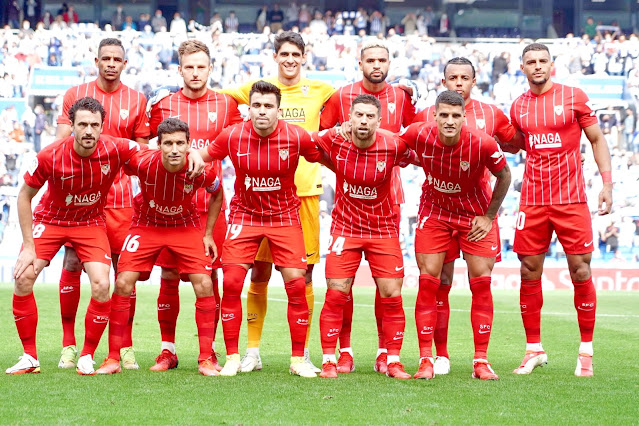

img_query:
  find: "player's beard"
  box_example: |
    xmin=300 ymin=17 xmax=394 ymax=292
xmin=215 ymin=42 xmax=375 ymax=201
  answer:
xmin=365 ymin=70 xmax=388 ymax=84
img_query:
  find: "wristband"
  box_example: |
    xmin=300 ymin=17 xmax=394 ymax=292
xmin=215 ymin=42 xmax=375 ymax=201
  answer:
xmin=601 ymin=171 xmax=612 ymax=184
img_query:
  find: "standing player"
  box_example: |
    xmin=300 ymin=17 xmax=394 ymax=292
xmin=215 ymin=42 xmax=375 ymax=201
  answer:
xmin=95 ymin=118 xmax=223 ymax=376
xmin=55 ymin=38 xmax=149 ymax=370
xmin=510 ymin=43 xmax=612 ymax=377
xmin=319 ymin=40 xmax=416 ymax=374
xmin=315 ymin=95 xmax=413 ymax=380
xmin=6 ymin=97 xmax=140 ymax=375
xmin=401 ymin=91 xmax=511 ymax=380
xmin=221 ymin=31 xmax=334 ymax=372
xmin=199 ymin=81 xmax=324 ymax=377
xmin=148 ymin=40 xmax=242 ymax=372
xmin=412 ymin=57 xmax=523 ymax=375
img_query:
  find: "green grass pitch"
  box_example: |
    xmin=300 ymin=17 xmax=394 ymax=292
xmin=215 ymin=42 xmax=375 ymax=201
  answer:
xmin=1 ymin=283 xmax=637 ymax=424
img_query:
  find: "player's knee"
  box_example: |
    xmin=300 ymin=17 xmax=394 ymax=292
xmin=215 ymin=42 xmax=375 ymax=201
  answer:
xmin=63 ymin=252 xmax=83 ymax=272
xmin=568 ymin=262 xmax=591 ymax=282
xmin=15 ymin=273 xmax=36 ymax=295
xmin=519 ymin=256 xmax=543 ymax=279
xmin=251 ymin=261 xmax=272 ymax=282
xmin=192 ymin=275 xmax=213 ymax=297
xmin=90 ymin=277 xmax=111 ymax=301
xmin=161 ymin=267 xmax=179 ymax=281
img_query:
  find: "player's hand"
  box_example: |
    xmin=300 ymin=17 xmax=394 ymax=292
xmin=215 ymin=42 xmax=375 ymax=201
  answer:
xmin=393 ymin=78 xmax=421 ymax=105
xmin=187 ymin=149 xmax=206 ymax=178
xmin=337 ymin=122 xmax=352 ymax=140
xmin=203 ymin=234 xmax=217 ymax=262
xmin=14 ymin=248 xmax=36 ymax=279
xmin=598 ymin=183 xmax=613 ymax=215
xmin=468 ymin=216 xmax=493 ymax=242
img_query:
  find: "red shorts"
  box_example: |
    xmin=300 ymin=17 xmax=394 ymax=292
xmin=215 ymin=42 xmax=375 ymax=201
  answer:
xmin=117 ymin=226 xmax=213 ymax=280
xmin=156 ymin=211 xmax=226 ymax=270
xmin=222 ymin=224 xmax=307 ymax=269
xmin=30 ymin=223 xmax=111 ymax=265
xmin=325 ymin=235 xmax=404 ymax=279
xmin=415 ymin=217 xmax=499 ymax=258
xmin=513 ymin=203 xmax=594 ymax=255
xmin=105 ymin=207 xmax=133 ymax=254
xmin=443 ymin=217 xmax=502 ymax=263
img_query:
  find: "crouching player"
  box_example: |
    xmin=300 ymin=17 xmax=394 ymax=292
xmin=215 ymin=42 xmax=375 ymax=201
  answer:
xmin=96 ymin=118 xmax=222 ymax=376
xmin=7 ymin=97 xmax=141 ymax=375
xmin=198 ymin=81 xmax=325 ymax=377
xmin=314 ymin=94 xmax=415 ymax=379
xmin=401 ymin=91 xmax=511 ymax=380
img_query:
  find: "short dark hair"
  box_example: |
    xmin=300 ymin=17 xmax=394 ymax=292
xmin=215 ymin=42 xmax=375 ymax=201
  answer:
xmin=351 ymin=94 xmax=381 ymax=115
xmin=98 ymin=38 xmax=125 ymax=57
xmin=157 ymin=118 xmax=190 ymax=143
xmin=522 ymin=43 xmax=550 ymax=60
xmin=435 ymin=90 xmax=465 ymax=109
xmin=444 ymin=57 xmax=475 ymax=79
xmin=249 ymin=80 xmax=282 ymax=107
xmin=274 ymin=31 xmax=305 ymax=54
xmin=69 ymin=97 xmax=105 ymax=124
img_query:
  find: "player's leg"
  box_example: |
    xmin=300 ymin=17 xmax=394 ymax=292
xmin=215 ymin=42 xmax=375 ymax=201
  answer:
xmin=204 ymin=210 xmax=226 ymax=368
xmin=337 ymin=288 xmax=354 ymax=371
xmin=241 ymin=255 xmax=271 ymax=372
xmin=433 ymin=233 xmax=460 ymax=375
xmin=96 ymin=270 xmax=140 ymax=375
xmin=551 ymin=203 xmax=597 ymax=376
xmin=512 ymin=205 xmax=553 ymax=374
xmin=58 ymin=246 xmax=82 ymax=368
xmin=414 ymin=252 xmax=445 ymax=379
xmin=152 ymin=265 xmax=181 ymax=371
xmin=6 ymin=258 xmax=48 ymax=375
xmin=189 ymin=273 xmax=218 ymax=376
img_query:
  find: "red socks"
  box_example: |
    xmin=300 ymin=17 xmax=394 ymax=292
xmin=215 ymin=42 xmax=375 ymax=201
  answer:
xmin=338 ymin=288 xmax=353 ymax=349
xmin=520 ymin=278 xmax=543 ymax=344
xmin=108 ymin=294 xmax=130 ymax=360
xmin=59 ymin=268 xmax=81 ymax=347
xmin=415 ymin=274 xmax=439 ymax=358
xmin=221 ymin=264 xmax=248 ymax=355
xmin=381 ymin=295 xmax=405 ymax=356
xmin=470 ymin=276 xmax=493 ymax=359
xmin=157 ymin=278 xmax=180 ymax=343
xmin=573 ymin=277 xmax=596 ymax=342
xmin=434 ymin=284 xmax=452 ymax=359
xmin=195 ymin=295 xmax=216 ymax=361
xmin=284 ymin=277 xmax=308 ymax=357
xmin=374 ymin=287 xmax=385 ymax=348
xmin=320 ymin=289 xmax=349 ymax=354
xmin=13 ymin=292 xmax=38 ymax=359
xmin=80 ymin=298 xmax=111 ymax=357
xmin=122 ymin=286 xmax=136 ymax=348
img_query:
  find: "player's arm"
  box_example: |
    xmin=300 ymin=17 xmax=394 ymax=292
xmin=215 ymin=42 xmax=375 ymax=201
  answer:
xmin=55 ymin=90 xmax=75 ymax=139
xmin=203 ymin=183 xmax=223 ymax=260
xmin=55 ymin=123 xmax=72 ymax=139
xmin=187 ymin=149 xmax=206 ymax=178
xmin=310 ymin=130 xmax=336 ymax=172
xmin=583 ymin=123 xmax=613 ymax=215
xmin=218 ymin=81 xmax=252 ymax=105
xmin=14 ymin=184 xmax=40 ymax=279
xmin=498 ymin=130 xmax=525 ymax=153
xmin=468 ymin=164 xmax=511 ymax=242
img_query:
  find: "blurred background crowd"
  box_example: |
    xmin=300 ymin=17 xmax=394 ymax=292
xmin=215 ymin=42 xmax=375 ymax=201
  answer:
xmin=0 ymin=2 xmax=638 ymax=265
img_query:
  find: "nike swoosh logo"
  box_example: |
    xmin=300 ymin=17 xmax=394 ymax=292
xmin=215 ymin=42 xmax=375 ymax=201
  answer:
xmin=205 ymin=265 xmax=213 ymax=270
xmin=326 ymin=332 xmax=339 ymax=337
xmin=301 ymin=257 xmax=307 ymax=262
xmin=144 ymin=181 xmax=157 ymax=186
xmin=157 ymin=307 xmax=171 ymax=311
xmin=105 ymin=254 xmax=112 ymax=260
xmin=491 ymin=245 xmax=498 ymax=251
xmin=584 ymin=241 xmax=593 ymax=247
xmin=93 ymin=319 xmax=108 ymax=324
xmin=392 ymin=336 xmax=403 ymax=340
xmin=420 ymin=330 xmax=433 ymax=335
xmin=237 ymin=152 xmax=250 ymax=157
xmin=520 ymin=112 xmax=529 ymax=118
xmin=222 ymin=317 xmax=234 ymax=321
xmin=60 ymin=289 xmax=74 ymax=294
xmin=335 ymin=155 xmax=348 ymax=161
xmin=60 ymin=175 xmax=75 ymax=181
xmin=478 ymin=329 xmax=491 ymax=334
xmin=306 ymin=252 xmax=316 ymax=258
xmin=14 ymin=316 xmax=27 ymax=322
xmin=395 ymin=266 xmax=404 ymax=271
xmin=577 ymin=306 xmax=594 ymax=311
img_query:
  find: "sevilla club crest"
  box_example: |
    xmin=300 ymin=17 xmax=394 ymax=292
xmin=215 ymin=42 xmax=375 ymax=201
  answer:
xmin=554 ymin=105 xmax=564 ymax=116
xmin=208 ymin=112 xmax=217 ymax=123
xmin=388 ymin=103 xmax=396 ymax=114
xmin=377 ymin=160 xmax=386 ymax=172
xmin=120 ymin=109 xmax=129 ymax=120
xmin=460 ymin=161 xmax=470 ymax=171
xmin=476 ymin=119 xmax=485 ymax=129
xmin=301 ymin=85 xmax=309 ymax=96
xmin=101 ymin=164 xmax=111 ymax=175
xmin=279 ymin=149 xmax=289 ymax=160
xmin=184 ymin=183 xmax=193 ymax=193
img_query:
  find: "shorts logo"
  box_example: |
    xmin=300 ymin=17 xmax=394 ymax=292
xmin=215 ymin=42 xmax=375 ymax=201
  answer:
xmin=395 ymin=266 xmax=404 ymax=271
xmin=208 ymin=112 xmax=217 ymax=123
xmin=476 ymin=118 xmax=485 ymax=129
xmin=491 ymin=245 xmax=498 ymax=251
xmin=184 ymin=183 xmax=193 ymax=194
xmin=101 ymin=164 xmax=111 ymax=175
xmin=376 ymin=160 xmax=386 ymax=172
xmin=554 ymin=105 xmax=563 ymax=116
xmin=120 ymin=109 xmax=129 ymax=120
xmin=388 ymin=102 xmax=396 ymax=114
xmin=28 ymin=158 xmax=39 ymax=175
xmin=279 ymin=149 xmax=289 ymax=161
xmin=205 ymin=265 xmax=213 ymax=271
xmin=584 ymin=240 xmax=593 ymax=247
xmin=460 ymin=161 xmax=470 ymax=171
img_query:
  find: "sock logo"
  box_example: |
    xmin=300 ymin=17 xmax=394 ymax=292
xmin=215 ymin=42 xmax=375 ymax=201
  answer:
xmin=13 ymin=315 xmax=27 ymax=322
xmin=326 ymin=328 xmax=339 ymax=338
xmin=577 ymin=303 xmax=595 ymax=311
xmin=158 ymin=304 xmax=171 ymax=311
xmin=478 ymin=325 xmax=491 ymax=334
xmin=296 ymin=318 xmax=309 ymax=326
xmin=93 ymin=315 xmax=109 ymax=324
xmin=247 ymin=313 xmax=258 ymax=321
xmin=222 ymin=313 xmax=235 ymax=321
xmin=60 ymin=286 xmax=75 ymax=294
xmin=420 ymin=326 xmax=434 ymax=335
xmin=392 ymin=332 xmax=404 ymax=341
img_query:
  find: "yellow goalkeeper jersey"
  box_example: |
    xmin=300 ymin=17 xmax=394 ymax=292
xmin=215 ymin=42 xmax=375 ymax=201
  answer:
xmin=221 ymin=76 xmax=334 ymax=197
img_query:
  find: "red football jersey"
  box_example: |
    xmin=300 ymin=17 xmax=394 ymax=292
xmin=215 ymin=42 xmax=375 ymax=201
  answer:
xmin=313 ymin=128 xmax=411 ymax=239
xmin=24 ymin=135 xmax=140 ymax=227
xmin=510 ymin=83 xmax=598 ymax=206
xmin=149 ymin=89 xmax=242 ymax=213
xmin=124 ymin=149 xmax=219 ymax=228
xmin=57 ymin=80 xmax=150 ymax=210
xmin=320 ymin=81 xmax=416 ymax=205
xmin=207 ymin=120 xmax=322 ymax=227
xmin=401 ymin=122 xmax=508 ymax=226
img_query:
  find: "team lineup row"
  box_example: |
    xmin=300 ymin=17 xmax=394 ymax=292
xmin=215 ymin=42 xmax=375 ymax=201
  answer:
xmin=6 ymin=32 xmax=612 ymax=380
